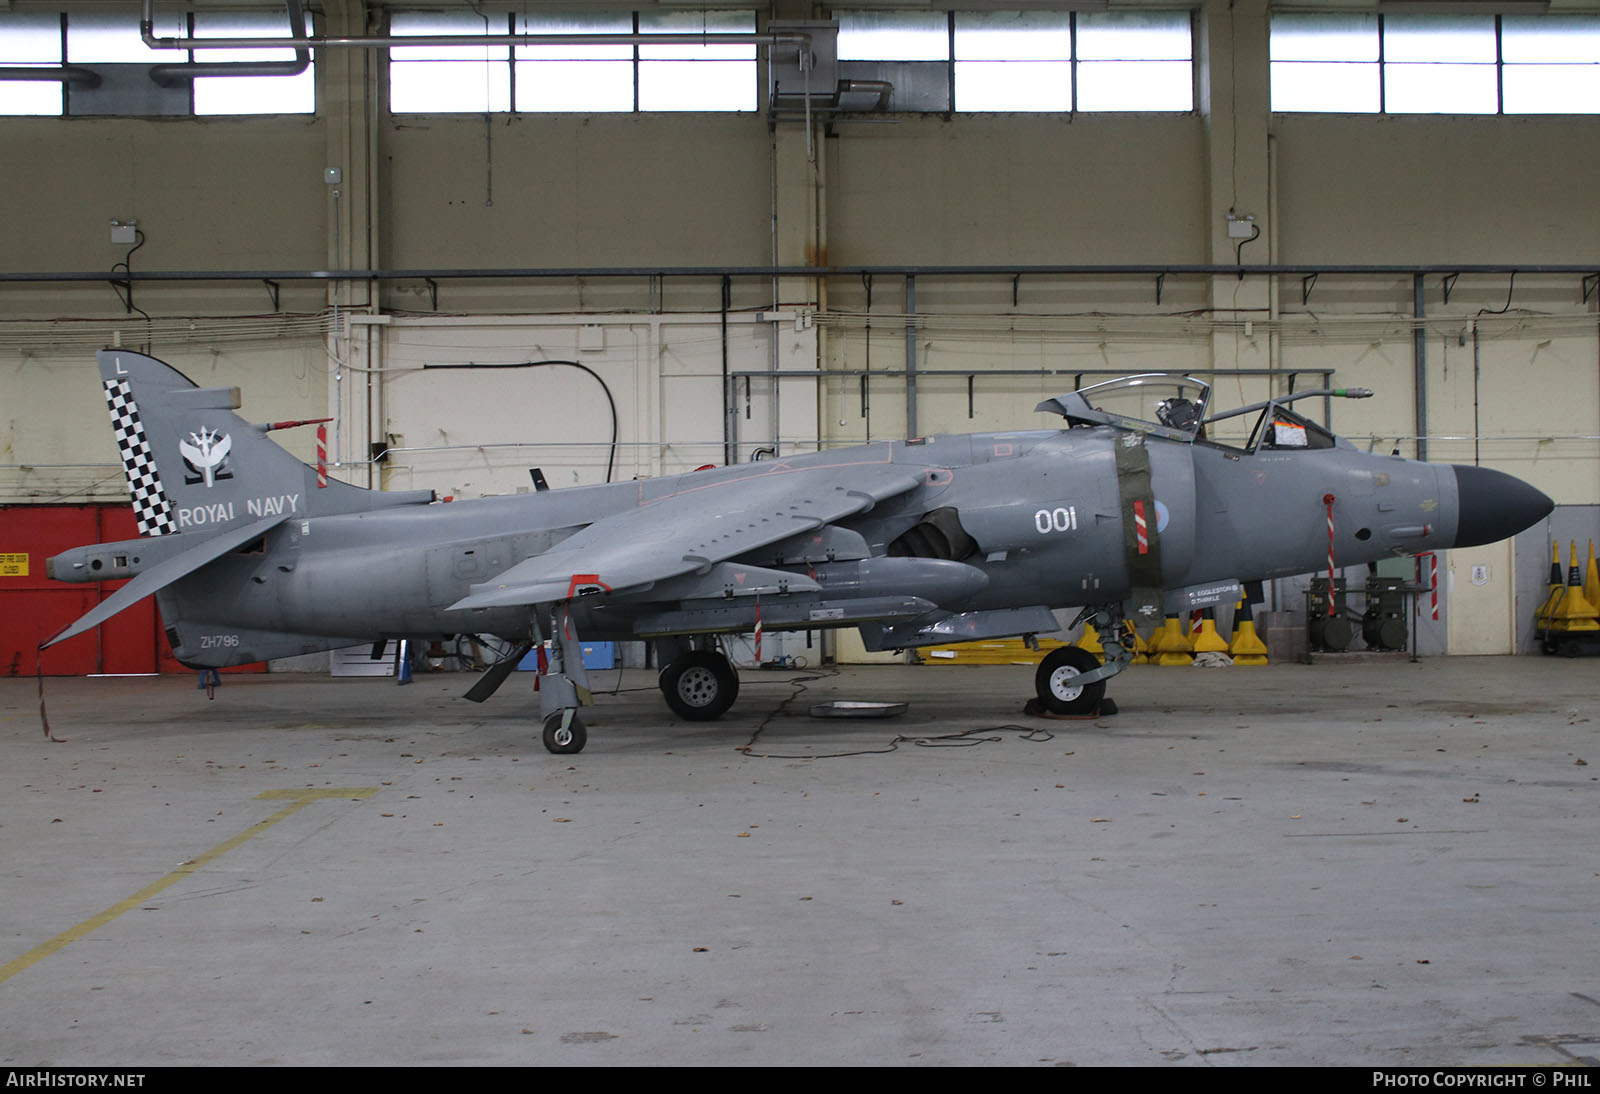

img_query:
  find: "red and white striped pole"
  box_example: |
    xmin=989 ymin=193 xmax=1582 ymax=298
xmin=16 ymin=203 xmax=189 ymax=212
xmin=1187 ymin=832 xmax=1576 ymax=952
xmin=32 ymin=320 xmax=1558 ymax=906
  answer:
xmin=1416 ymin=551 xmax=1439 ymax=621
xmin=1429 ymin=553 xmax=1438 ymax=620
xmin=1323 ymin=493 xmax=1337 ymax=617
xmin=316 ymin=423 xmax=328 ymax=489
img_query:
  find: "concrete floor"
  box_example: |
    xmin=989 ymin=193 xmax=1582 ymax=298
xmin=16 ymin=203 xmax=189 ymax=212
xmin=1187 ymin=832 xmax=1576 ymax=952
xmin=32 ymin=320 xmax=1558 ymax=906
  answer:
xmin=1 ymin=656 xmax=1597 ymax=1067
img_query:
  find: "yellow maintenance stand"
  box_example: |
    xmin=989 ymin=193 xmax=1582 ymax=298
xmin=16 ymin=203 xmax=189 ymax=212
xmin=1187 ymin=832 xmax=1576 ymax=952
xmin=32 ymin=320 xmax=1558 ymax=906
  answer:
xmin=1191 ymin=609 xmax=1231 ymax=654
xmin=1586 ymin=538 xmax=1599 ymax=610
xmin=1539 ymin=539 xmax=1600 ymax=656
xmin=1150 ymin=615 xmax=1194 ymax=666
xmin=1228 ymin=598 xmax=1270 ymax=666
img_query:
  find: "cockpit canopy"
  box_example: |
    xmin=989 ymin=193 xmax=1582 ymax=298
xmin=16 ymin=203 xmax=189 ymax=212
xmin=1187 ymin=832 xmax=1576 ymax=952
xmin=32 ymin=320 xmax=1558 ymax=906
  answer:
xmin=1036 ymin=374 xmax=1213 ymax=443
xmin=1038 ymin=373 xmax=1358 ymax=453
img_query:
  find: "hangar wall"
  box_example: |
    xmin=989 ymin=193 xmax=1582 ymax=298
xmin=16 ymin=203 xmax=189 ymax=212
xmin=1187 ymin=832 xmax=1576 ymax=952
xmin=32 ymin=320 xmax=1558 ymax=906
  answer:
xmin=360 ymin=313 xmax=818 ymax=498
xmin=1273 ymin=114 xmax=1600 ymax=265
xmin=2 ymin=0 xmax=1596 ymax=659
xmin=382 ymin=115 xmax=774 ymax=270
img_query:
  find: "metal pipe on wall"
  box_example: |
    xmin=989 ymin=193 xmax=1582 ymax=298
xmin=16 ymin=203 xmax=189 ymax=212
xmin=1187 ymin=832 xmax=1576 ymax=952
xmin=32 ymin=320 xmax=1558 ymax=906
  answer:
xmin=721 ymin=275 xmax=734 ymax=466
xmin=1414 ymin=274 xmax=1428 ymax=462
xmin=7 ymin=264 xmax=1595 ymax=285
xmin=139 ymin=0 xmax=810 ymax=54
xmin=149 ymin=0 xmax=309 ymax=86
xmin=0 ymin=66 xmax=101 ymax=87
xmin=904 ymin=275 xmax=917 ymax=439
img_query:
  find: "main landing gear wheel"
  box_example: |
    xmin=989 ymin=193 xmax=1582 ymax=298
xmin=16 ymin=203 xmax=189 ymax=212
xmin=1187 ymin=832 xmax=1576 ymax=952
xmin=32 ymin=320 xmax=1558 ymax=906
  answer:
xmin=542 ymin=711 xmax=587 ymax=755
xmin=1034 ymin=646 xmax=1106 ymax=716
xmin=659 ymin=650 xmax=740 ymax=721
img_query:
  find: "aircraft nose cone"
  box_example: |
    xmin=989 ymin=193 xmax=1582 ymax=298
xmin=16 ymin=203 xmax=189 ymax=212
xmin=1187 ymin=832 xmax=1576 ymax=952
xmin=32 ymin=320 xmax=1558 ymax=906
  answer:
xmin=1449 ymin=464 xmax=1554 ymax=548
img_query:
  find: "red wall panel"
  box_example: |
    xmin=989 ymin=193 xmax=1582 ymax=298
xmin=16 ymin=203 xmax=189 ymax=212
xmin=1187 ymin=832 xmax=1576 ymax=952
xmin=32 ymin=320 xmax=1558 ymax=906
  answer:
xmin=1 ymin=505 xmax=263 ymax=677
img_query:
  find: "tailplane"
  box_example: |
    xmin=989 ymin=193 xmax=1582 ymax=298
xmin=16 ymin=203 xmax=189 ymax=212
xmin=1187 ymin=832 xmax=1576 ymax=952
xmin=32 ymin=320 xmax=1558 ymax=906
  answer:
xmin=99 ymin=349 xmax=431 ymax=539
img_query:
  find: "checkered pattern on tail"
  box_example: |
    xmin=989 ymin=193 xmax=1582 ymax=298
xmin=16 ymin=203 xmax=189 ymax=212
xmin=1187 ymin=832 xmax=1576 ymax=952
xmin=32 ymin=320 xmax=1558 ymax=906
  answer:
xmin=104 ymin=377 xmax=177 ymax=536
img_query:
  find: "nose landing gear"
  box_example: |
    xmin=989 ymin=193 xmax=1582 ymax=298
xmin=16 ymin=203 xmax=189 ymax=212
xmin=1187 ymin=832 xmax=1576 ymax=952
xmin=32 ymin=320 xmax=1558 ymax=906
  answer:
xmin=1030 ymin=604 xmax=1132 ymax=718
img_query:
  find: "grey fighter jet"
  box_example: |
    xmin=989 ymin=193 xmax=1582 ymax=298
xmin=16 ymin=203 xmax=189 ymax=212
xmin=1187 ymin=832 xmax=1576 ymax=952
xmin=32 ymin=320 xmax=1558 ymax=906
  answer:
xmin=45 ymin=350 xmax=1553 ymax=754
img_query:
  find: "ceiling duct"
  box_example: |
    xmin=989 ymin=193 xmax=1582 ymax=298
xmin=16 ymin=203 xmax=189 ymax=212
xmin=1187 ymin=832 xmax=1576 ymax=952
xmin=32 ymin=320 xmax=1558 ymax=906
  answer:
xmin=138 ymin=0 xmax=811 ymax=53
xmin=766 ymin=20 xmax=893 ymax=122
xmin=0 ymin=66 xmax=100 ymax=88
xmin=148 ymin=0 xmax=309 ymax=87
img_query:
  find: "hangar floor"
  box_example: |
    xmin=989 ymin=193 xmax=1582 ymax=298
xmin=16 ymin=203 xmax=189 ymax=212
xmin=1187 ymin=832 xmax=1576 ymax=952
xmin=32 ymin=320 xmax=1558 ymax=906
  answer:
xmin=2 ymin=657 xmax=1597 ymax=1067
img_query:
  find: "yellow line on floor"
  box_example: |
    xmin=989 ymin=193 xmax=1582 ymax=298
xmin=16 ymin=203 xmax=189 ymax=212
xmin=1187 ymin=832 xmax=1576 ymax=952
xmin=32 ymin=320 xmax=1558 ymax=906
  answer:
xmin=0 ymin=787 xmax=377 ymax=985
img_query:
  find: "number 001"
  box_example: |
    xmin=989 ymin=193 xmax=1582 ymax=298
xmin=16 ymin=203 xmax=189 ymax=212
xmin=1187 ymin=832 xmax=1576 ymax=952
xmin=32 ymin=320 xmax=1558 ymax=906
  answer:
xmin=1034 ymin=506 xmax=1077 ymax=534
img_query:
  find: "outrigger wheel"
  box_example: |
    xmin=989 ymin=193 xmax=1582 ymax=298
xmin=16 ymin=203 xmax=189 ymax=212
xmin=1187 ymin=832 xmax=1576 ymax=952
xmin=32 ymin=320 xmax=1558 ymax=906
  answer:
xmin=659 ymin=649 xmax=740 ymax=721
xmin=1034 ymin=646 xmax=1107 ymax=716
xmin=542 ymin=711 xmax=587 ymax=755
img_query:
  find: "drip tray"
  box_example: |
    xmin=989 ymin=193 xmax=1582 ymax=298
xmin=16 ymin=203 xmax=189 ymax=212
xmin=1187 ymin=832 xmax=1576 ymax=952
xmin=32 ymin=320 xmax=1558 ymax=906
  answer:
xmin=808 ymin=701 xmax=908 ymax=719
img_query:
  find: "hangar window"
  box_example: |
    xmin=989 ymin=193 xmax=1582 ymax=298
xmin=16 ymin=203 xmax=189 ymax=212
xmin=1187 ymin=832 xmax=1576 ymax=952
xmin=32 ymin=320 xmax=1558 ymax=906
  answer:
xmin=0 ymin=13 xmax=65 ymax=116
xmin=836 ymin=9 xmax=1193 ymax=113
xmin=0 ymin=9 xmax=315 ymax=117
xmin=955 ymin=12 xmax=1073 ymax=113
xmin=1384 ymin=15 xmax=1499 ymax=114
xmin=512 ymin=12 xmax=632 ymax=113
xmin=390 ymin=11 xmax=512 ymax=113
xmin=836 ymin=10 xmax=953 ymax=111
xmin=191 ymin=11 xmax=316 ymax=116
xmin=1076 ymin=12 xmax=1194 ymax=112
xmin=1269 ymin=13 xmax=1380 ymax=113
xmin=389 ymin=9 xmax=758 ymax=114
xmin=1502 ymin=16 xmax=1600 ymax=114
xmin=1271 ymin=12 xmax=1600 ymax=115
xmin=638 ymin=11 xmax=759 ymax=112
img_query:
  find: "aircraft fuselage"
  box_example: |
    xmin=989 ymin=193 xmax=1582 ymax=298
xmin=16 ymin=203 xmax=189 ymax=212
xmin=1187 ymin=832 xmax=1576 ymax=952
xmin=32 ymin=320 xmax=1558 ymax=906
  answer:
xmin=147 ymin=423 xmax=1465 ymax=666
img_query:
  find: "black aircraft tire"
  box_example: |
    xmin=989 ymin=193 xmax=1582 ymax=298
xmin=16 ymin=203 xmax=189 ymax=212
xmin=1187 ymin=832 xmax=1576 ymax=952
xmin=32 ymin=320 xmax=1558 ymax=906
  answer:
xmin=660 ymin=651 xmax=740 ymax=721
xmin=542 ymin=712 xmax=587 ymax=754
xmin=1034 ymin=646 xmax=1106 ymax=716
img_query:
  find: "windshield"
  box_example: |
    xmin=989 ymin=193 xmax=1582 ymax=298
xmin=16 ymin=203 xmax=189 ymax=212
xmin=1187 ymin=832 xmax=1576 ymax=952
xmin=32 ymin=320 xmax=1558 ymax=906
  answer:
xmin=1246 ymin=403 xmax=1337 ymax=452
xmin=1036 ymin=374 xmax=1213 ymax=443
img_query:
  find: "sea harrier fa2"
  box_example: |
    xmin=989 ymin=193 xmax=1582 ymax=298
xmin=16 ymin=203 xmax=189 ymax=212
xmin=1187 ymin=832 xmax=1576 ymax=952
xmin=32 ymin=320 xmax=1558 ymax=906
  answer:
xmin=45 ymin=349 xmax=1553 ymax=753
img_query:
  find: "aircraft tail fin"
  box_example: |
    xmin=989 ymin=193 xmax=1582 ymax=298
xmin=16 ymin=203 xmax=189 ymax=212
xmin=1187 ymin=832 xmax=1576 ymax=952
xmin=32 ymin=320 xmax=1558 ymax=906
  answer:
xmin=98 ymin=349 xmax=431 ymax=539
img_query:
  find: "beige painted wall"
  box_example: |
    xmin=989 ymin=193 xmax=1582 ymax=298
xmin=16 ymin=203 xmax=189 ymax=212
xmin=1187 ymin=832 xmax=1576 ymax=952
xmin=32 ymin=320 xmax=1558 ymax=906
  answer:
xmin=359 ymin=313 xmax=816 ymax=500
xmin=1273 ymin=115 xmax=1600 ymax=265
xmin=380 ymin=114 xmax=774 ymax=269
xmin=827 ymin=114 xmax=1208 ymax=265
xmin=1 ymin=116 xmax=328 ymax=275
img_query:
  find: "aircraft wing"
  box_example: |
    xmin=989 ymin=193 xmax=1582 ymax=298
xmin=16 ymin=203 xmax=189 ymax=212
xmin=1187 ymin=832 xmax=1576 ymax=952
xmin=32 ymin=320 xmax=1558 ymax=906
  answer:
xmin=448 ymin=460 xmax=922 ymax=611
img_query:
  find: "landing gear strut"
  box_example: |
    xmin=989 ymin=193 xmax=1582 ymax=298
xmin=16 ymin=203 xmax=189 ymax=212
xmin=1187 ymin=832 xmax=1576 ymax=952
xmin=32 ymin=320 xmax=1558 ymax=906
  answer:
xmin=536 ymin=603 xmax=594 ymax=754
xmin=1032 ymin=604 xmax=1133 ymax=716
xmin=658 ymin=645 xmax=740 ymax=721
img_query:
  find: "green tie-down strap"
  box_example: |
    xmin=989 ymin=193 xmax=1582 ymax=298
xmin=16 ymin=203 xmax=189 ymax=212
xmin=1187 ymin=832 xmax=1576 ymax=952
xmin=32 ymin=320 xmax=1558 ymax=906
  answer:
xmin=1113 ymin=433 xmax=1164 ymax=623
